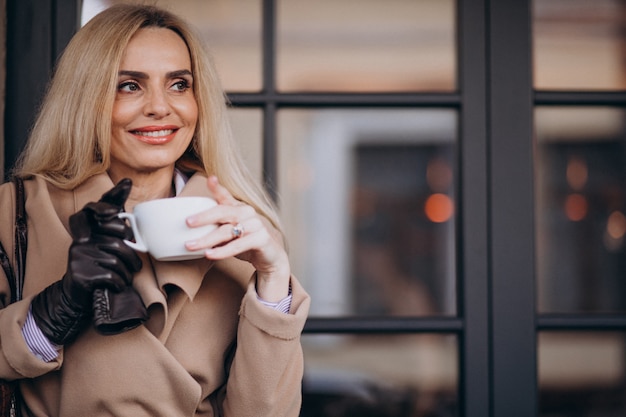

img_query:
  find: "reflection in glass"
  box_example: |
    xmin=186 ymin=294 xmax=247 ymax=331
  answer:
xmin=533 ymin=0 xmax=626 ymax=90
xmin=301 ymin=334 xmax=458 ymax=417
xmin=278 ymin=109 xmax=457 ymax=317
xmin=276 ymin=0 xmax=456 ymax=92
xmin=538 ymin=332 xmax=626 ymax=416
xmin=535 ymin=107 xmax=626 ymax=313
xmin=82 ymin=0 xmax=262 ymax=92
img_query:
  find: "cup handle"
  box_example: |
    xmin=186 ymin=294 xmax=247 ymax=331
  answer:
xmin=117 ymin=212 xmax=148 ymax=252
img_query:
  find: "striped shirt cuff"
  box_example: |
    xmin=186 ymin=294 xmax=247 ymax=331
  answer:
xmin=22 ymin=308 xmax=60 ymax=362
xmin=257 ymin=286 xmax=293 ymax=314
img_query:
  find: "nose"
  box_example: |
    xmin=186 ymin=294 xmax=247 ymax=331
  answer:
xmin=144 ymin=89 xmax=171 ymax=118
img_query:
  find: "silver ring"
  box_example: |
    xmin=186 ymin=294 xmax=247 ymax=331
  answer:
xmin=231 ymin=223 xmax=245 ymax=239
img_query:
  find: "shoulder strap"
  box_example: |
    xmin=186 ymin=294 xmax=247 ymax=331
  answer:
xmin=0 ymin=243 xmax=15 ymax=304
xmin=13 ymin=178 xmax=26 ymax=303
xmin=0 ymin=178 xmax=27 ymax=304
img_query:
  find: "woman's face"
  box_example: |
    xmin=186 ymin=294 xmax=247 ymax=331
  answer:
xmin=110 ymin=27 xmax=198 ymax=178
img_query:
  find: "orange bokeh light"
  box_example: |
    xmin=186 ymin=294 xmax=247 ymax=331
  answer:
xmin=564 ymin=193 xmax=588 ymax=222
xmin=424 ymin=193 xmax=454 ymax=223
xmin=566 ymin=156 xmax=588 ymax=191
xmin=607 ymin=211 xmax=626 ymax=239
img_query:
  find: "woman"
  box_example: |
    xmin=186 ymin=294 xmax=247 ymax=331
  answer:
xmin=0 ymin=4 xmax=309 ymax=417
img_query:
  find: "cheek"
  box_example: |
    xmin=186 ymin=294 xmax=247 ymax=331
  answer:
xmin=110 ymin=102 xmax=141 ymax=159
xmin=184 ymin=99 xmax=199 ymax=126
xmin=111 ymin=101 xmax=133 ymax=131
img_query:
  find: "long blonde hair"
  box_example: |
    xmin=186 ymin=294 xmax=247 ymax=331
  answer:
xmin=14 ymin=4 xmax=282 ymax=231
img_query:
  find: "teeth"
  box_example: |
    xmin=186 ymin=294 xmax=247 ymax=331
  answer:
xmin=133 ymin=129 xmax=174 ymax=137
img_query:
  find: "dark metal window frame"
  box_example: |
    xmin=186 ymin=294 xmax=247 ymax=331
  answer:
xmin=4 ymin=0 xmax=79 ymax=178
xmin=7 ymin=0 xmax=626 ymax=416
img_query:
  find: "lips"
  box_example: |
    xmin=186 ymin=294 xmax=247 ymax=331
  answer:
xmin=129 ymin=126 xmax=179 ymax=144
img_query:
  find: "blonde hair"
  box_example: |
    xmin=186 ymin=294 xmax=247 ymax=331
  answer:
xmin=14 ymin=4 xmax=282 ymax=231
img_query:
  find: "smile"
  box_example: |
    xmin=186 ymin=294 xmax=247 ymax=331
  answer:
xmin=129 ymin=127 xmax=179 ymax=145
xmin=131 ymin=129 xmax=176 ymax=137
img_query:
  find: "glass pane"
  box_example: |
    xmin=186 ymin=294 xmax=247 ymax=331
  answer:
xmin=278 ymin=109 xmax=457 ymax=317
xmin=302 ymin=334 xmax=458 ymax=416
xmin=539 ymin=332 xmax=626 ymax=416
xmin=535 ymin=107 xmax=626 ymax=313
xmin=533 ymin=0 xmax=626 ymax=90
xmin=227 ymin=108 xmax=263 ymax=183
xmin=276 ymin=0 xmax=456 ymax=92
xmin=82 ymin=0 xmax=262 ymax=92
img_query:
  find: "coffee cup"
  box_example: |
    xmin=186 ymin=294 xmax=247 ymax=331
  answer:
xmin=118 ymin=196 xmax=217 ymax=261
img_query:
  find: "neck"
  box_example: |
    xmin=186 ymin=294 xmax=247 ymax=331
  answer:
xmin=107 ymin=167 xmax=175 ymax=211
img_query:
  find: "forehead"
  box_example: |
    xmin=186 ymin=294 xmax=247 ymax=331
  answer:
xmin=120 ymin=27 xmax=191 ymax=70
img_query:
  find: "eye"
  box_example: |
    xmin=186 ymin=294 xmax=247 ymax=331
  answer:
xmin=118 ymin=81 xmax=140 ymax=93
xmin=171 ymin=79 xmax=191 ymax=92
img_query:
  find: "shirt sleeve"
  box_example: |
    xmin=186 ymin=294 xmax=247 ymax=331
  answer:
xmin=256 ymin=285 xmax=293 ymax=314
xmin=21 ymin=308 xmax=60 ymax=362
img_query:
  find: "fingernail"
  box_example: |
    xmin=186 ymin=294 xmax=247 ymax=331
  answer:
xmin=186 ymin=240 xmax=199 ymax=250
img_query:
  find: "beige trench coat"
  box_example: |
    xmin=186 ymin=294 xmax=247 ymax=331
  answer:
xmin=0 ymin=173 xmax=310 ymax=417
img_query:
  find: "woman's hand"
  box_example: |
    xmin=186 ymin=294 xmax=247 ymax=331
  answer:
xmin=185 ymin=176 xmax=290 ymax=302
xmin=31 ymin=179 xmax=144 ymax=345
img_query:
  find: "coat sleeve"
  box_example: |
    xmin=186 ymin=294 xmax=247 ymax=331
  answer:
xmin=0 ymin=182 xmax=62 ymax=380
xmin=220 ymin=275 xmax=310 ymax=417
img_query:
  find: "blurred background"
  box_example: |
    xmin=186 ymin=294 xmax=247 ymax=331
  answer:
xmin=5 ymin=0 xmax=626 ymax=415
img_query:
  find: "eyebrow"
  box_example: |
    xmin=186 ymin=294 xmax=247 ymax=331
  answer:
xmin=118 ymin=69 xmax=193 ymax=79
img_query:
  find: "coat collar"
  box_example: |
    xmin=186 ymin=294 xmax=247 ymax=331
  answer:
xmin=71 ymin=171 xmax=215 ymax=212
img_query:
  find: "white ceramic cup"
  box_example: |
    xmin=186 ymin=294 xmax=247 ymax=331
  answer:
xmin=118 ymin=196 xmax=218 ymax=261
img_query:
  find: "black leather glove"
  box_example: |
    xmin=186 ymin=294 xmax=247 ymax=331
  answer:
xmin=31 ymin=179 xmax=144 ymax=345
xmin=92 ymin=285 xmax=148 ymax=335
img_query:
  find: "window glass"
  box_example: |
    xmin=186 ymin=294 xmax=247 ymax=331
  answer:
xmin=276 ymin=0 xmax=456 ymax=92
xmin=227 ymin=108 xmax=263 ymax=183
xmin=279 ymin=109 xmax=457 ymax=317
xmin=302 ymin=334 xmax=459 ymax=416
xmin=538 ymin=332 xmax=626 ymax=416
xmin=534 ymin=0 xmax=626 ymax=90
xmin=82 ymin=0 xmax=262 ymax=92
xmin=535 ymin=107 xmax=626 ymax=313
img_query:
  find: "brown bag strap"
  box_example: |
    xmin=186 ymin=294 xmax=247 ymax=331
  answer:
xmin=0 ymin=178 xmax=26 ymax=417
xmin=0 ymin=177 xmax=27 ymax=304
xmin=0 ymin=246 xmax=14 ymax=304
xmin=12 ymin=178 xmax=26 ymax=303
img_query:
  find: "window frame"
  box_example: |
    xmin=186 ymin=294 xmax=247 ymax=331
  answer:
xmin=4 ymin=0 xmax=79 ymax=180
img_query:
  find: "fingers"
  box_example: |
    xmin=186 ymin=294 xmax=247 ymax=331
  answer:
xmin=206 ymin=175 xmax=240 ymax=206
xmin=68 ymin=243 xmax=135 ymax=292
xmin=230 ymin=223 xmax=245 ymax=239
xmin=186 ymin=202 xmax=258 ymax=247
xmin=68 ymin=210 xmax=93 ymax=242
xmin=187 ymin=175 xmax=253 ymax=230
xmin=99 ymin=178 xmax=133 ymax=208
xmin=70 ymin=179 xmax=136 ymax=240
xmin=70 ymin=204 xmax=133 ymax=240
xmin=186 ymin=176 xmax=286 ymax=270
xmin=96 ymin=235 xmax=143 ymax=274
xmin=94 ymin=217 xmax=135 ymax=240
xmin=188 ymin=215 xmax=270 ymax=260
